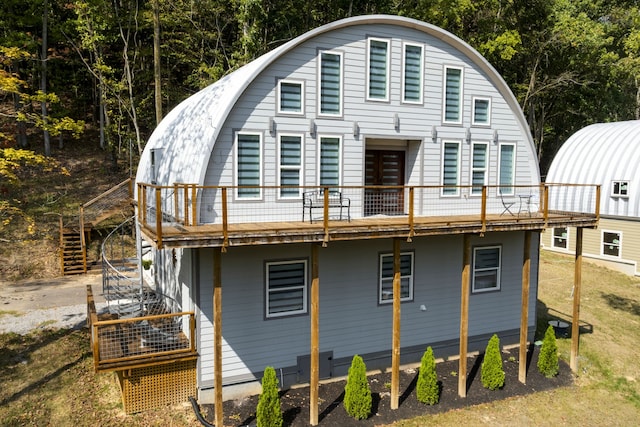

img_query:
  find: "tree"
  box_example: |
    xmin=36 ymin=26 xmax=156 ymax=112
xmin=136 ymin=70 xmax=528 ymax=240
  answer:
xmin=256 ymin=366 xmax=283 ymax=427
xmin=343 ymin=354 xmax=371 ymax=420
xmin=416 ymin=346 xmax=439 ymax=405
xmin=538 ymin=325 xmax=559 ymax=378
xmin=481 ymin=334 xmax=505 ymax=390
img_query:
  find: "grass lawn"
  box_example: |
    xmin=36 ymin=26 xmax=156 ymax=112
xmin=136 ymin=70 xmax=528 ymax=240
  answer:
xmin=1 ymin=250 xmax=640 ymax=426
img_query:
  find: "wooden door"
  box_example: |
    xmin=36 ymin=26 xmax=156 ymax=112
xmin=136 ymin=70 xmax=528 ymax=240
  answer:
xmin=365 ymin=150 xmax=405 ymax=216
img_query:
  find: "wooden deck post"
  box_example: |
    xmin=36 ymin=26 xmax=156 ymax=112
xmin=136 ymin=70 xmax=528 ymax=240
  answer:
xmin=519 ymin=231 xmax=531 ymax=383
xmin=571 ymin=227 xmax=583 ymax=372
xmin=213 ymin=248 xmax=223 ymax=427
xmin=391 ymin=238 xmax=401 ymax=410
xmin=459 ymin=234 xmax=471 ymax=397
xmin=310 ymin=243 xmax=320 ymax=426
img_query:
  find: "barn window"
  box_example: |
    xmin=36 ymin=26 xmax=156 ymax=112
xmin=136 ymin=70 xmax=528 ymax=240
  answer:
xmin=602 ymin=231 xmax=621 ymax=257
xmin=472 ymin=97 xmax=491 ymax=126
xmin=611 ymin=180 xmax=629 ymax=198
xmin=319 ymin=51 xmax=342 ymax=116
xmin=379 ymin=252 xmax=414 ymax=304
xmin=443 ymin=66 xmax=463 ymax=124
xmin=471 ymin=142 xmax=488 ymax=195
xmin=472 ymin=246 xmax=501 ymax=293
xmin=402 ymin=42 xmax=423 ymax=103
xmin=498 ymin=143 xmax=515 ymax=195
xmin=236 ymin=132 xmax=262 ymax=199
xmin=442 ymin=141 xmax=461 ymax=196
xmin=266 ymin=260 xmax=308 ymax=318
xmin=319 ymin=136 xmax=341 ymax=187
xmin=278 ymin=134 xmax=303 ymax=198
xmin=278 ymin=80 xmax=304 ymax=115
xmin=367 ymin=38 xmax=390 ymax=101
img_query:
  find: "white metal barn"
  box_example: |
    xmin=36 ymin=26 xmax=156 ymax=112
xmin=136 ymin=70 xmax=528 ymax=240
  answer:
xmin=543 ymin=120 xmax=640 ymax=276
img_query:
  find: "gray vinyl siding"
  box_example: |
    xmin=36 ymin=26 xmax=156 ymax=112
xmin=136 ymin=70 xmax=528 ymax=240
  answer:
xmin=196 ymin=231 xmax=538 ymax=386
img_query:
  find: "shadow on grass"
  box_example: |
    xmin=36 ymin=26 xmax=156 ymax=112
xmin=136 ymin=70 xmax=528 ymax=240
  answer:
xmin=601 ymin=292 xmax=640 ymax=317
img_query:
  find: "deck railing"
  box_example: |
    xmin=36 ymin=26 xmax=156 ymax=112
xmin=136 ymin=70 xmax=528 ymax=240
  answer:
xmin=136 ymin=183 xmax=600 ymax=248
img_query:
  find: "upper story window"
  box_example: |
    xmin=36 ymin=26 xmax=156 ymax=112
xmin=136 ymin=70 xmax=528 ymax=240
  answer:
xmin=319 ymin=136 xmax=341 ymax=186
xmin=402 ymin=42 xmax=424 ymax=104
xmin=379 ymin=252 xmax=414 ymax=304
xmin=472 ymin=246 xmax=501 ymax=293
xmin=367 ymin=38 xmax=390 ymax=102
xmin=319 ymin=51 xmax=342 ymax=116
xmin=150 ymin=148 xmax=162 ymax=184
xmin=278 ymin=80 xmax=304 ymax=115
xmin=602 ymin=231 xmax=621 ymax=257
xmin=278 ymin=134 xmax=303 ymax=198
xmin=498 ymin=143 xmax=516 ymax=195
xmin=472 ymin=97 xmax=491 ymax=126
xmin=552 ymin=227 xmax=569 ymax=249
xmin=471 ymin=142 xmax=488 ymax=195
xmin=266 ymin=260 xmax=308 ymax=318
xmin=236 ymin=132 xmax=262 ymax=199
xmin=443 ymin=66 xmax=463 ymax=124
xmin=442 ymin=141 xmax=461 ymax=196
xmin=611 ymin=180 xmax=629 ymax=198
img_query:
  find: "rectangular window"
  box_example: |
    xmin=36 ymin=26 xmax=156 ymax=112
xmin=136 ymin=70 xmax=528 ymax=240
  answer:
xmin=472 ymin=97 xmax=491 ymax=126
xmin=278 ymin=80 xmax=304 ymax=114
xmin=602 ymin=231 xmax=621 ymax=257
xmin=150 ymin=148 xmax=162 ymax=184
xmin=442 ymin=141 xmax=460 ymax=196
xmin=319 ymin=51 xmax=342 ymax=116
xmin=266 ymin=260 xmax=308 ymax=318
xmin=472 ymin=246 xmax=501 ymax=293
xmin=236 ymin=133 xmax=262 ymax=198
xmin=379 ymin=252 xmax=414 ymax=304
xmin=278 ymin=134 xmax=303 ymax=198
xmin=471 ymin=142 xmax=488 ymax=195
xmin=612 ymin=180 xmax=629 ymax=197
xmin=402 ymin=43 xmax=423 ymax=103
xmin=367 ymin=38 xmax=390 ymax=101
xmin=319 ymin=136 xmax=341 ymax=186
xmin=498 ymin=143 xmax=515 ymax=195
xmin=443 ymin=66 xmax=463 ymax=124
xmin=552 ymin=227 xmax=568 ymax=249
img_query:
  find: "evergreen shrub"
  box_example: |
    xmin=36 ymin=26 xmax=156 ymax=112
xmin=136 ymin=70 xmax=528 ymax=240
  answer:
xmin=416 ymin=346 xmax=439 ymax=404
xmin=537 ymin=325 xmax=560 ymax=378
xmin=256 ymin=366 xmax=283 ymax=427
xmin=343 ymin=355 xmax=372 ymax=420
xmin=481 ymin=334 xmax=505 ymax=390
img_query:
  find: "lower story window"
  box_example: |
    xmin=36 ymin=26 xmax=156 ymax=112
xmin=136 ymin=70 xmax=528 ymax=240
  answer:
xmin=472 ymin=246 xmax=501 ymax=293
xmin=266 ymin=260 xmax=307 ymax=318
xmin=602 ymin=231 xmax=621 ymax=257
xmin=552 ymin=227 xmax=568 ymax=249
xmin=379 ymin=252 xmax=414 ymax=304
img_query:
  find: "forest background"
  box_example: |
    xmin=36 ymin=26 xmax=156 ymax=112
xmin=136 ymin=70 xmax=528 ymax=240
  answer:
xmin=1 ymin=0 xmax=640 ymax=279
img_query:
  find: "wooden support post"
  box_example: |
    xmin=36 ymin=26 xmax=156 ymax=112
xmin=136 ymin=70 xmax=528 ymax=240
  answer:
xmin=459 ymin=234 xmax=471 ymax=397
xmin=310 ymin=243 xmax=320 ymax=426
xmin=213 ymin=248 xmax=223 ymax=427
xmin=391 ymin=238 xmax=401 ymax=410
xmin=519 ymin=231 xmax=532 ymax=383
xmin=571 ymin=227 xmax=583 ymax=372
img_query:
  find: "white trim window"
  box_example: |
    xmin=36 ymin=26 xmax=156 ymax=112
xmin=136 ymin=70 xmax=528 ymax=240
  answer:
xmin=367 ymin=38 xmax=390 ymax=102
xmin=319 ymin=135 xmax=341 ymax=187
xmin=379 ymin=252 xmax=414 ymax=304
xmin=443 ymin=66 xmax=463 ymax=124
xmin=278 ymin=134 xmax=303 ymax=198
xmin=472 ymin=97 xmax=491 ymax=126
xmin=471 ymin=142 xmax=488 ymax=195
xmin=150 ymin=148 xmax=162 ymax=184
xmin=441 ymin=140 xmax=461 ymax=196
xmin=266 ymin=260 xmax=308 ymax=318
xmin=277 ymin=80 xmax=304 ymax=115
xmin=235 ymin=132 xmax=262 ymax=199
xmin=318 ymin=50 xmax=343 ymax=116
xmin=602 ymin=231 xmax=621 ymax=258
xmin=552 ymin=227 xmax=569 ymax=249
xmin=472 ymin=246 xmax=501 ymax=293
xmin=498 ymin=143 xmax=516 ymax=195
xmin=611 ymin=180 xmax=629 ymax=198
xmin=402 ymin=42 xmax=424 ymax=104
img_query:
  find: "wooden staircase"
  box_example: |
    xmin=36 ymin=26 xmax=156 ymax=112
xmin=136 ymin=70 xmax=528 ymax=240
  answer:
xmin=60 ymin=178 xmax=133 ymax=275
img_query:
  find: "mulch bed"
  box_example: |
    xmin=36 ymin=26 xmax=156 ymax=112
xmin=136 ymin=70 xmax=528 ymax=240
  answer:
xmin=204 ymin=344 xmax=573 ymax=426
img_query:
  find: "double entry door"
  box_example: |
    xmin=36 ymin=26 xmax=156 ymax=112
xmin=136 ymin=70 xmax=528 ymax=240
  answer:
xmin=364 ymin=149 xmax=405 ymax=216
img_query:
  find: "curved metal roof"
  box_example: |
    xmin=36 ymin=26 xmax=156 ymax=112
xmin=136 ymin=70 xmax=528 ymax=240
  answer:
xmin=136 ymin=14 xmax=536 ymax=187
xmin=546 ymin=120 xmax=640 ymax=217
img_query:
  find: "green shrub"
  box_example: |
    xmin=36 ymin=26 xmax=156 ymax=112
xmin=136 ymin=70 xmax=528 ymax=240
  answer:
xmin=481 ymin=334 xmax=505 ymax=390
xmin=343 ymin=355 xmax=372 ymax=420
xmin=537 ymin=325 xmax=559 ymax=378
xmin=256 ymin=366 xmax=283 ymax=427
xmin=416 ymin=346 xmax=439 ymax=404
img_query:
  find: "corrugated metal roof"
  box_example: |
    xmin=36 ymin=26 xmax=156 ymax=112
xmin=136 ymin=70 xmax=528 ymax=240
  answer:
xmin=136 ymin=14 xmax=535 ymax=188
xmin=546 ymin=120 xmax=640 ymax=217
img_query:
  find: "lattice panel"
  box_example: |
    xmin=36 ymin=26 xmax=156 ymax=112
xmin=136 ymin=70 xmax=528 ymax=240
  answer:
xmin=116 ymin=359 xmax=196 ymax=413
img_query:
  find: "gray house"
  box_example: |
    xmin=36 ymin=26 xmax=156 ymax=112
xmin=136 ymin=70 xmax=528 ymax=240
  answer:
xmin=132 ymin=15 xmax=597 ymax=424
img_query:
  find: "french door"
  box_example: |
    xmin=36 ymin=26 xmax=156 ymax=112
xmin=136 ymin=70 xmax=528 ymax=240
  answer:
xmin=364 ymin=150 xmax=405 ymax=216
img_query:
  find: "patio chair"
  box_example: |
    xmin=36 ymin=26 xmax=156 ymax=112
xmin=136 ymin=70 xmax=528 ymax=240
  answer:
xmin=500 ymin=192 xmax=516 ymax=216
